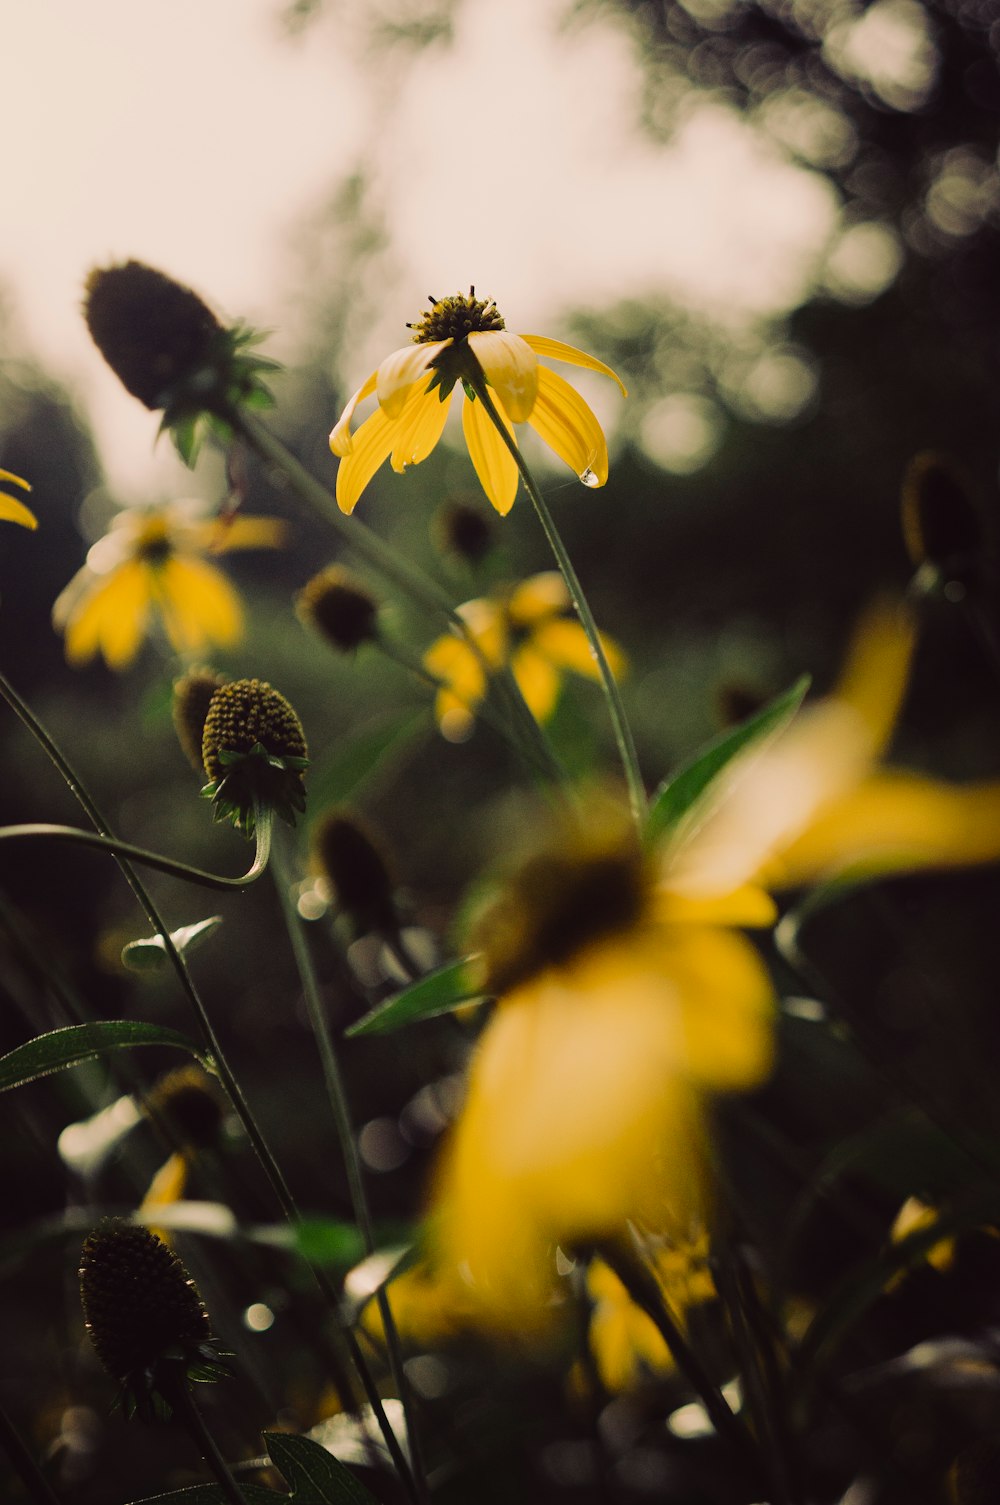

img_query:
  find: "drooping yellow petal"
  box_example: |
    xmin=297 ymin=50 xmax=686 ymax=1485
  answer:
xmin=376 ymin=339 xmax=451 ymax=418
xmin=770 ymin=771 xmax=1000 ymax=889
xmin=0 ymin=491 xmax=38 ymax=529
xmin=335 ymin=402 xmax=404 ymax=514
xmin=587 ymin=1258 xmax=674 ymax=1390
xmin=833 ymin=599 xmax=915 ymax=760
xmin=389 ymin=374 xmax=451 ymax=472
xmin=203 ymin=515 xmax=287 ymax=551
xmin=139 ymin=1150 xmax=190 ymax=1247
xmin=424 ymin=632 xmax=488 ymax=711
xmin=527 ymin=365 xmax=609 ymax=486
xmin=511 ymin=642 xmax=562 ymax=722
xmin=531 ymin=617 xmax=626 ymax=682
xmin=63 ymin=560 xmax=152 ymax=669
xmin=650 ymin=926 xmax=775 ymax=1090
xmin=154 ymin=556 xmax=243 ymax=655
xmin=653 ymin=883 xmax=778 ymax=930
xmin=521 ymin=334 xmax=627 ymax=396
xmin=468 ymin=330 xmax=539 ymax=423
xmin=457 ymin=596 xmax=507 ymax=667
xmin=461 ymin=391 xmax=519 ymax=516
xmin=329 ymin=369 xmax=378 ymax=456
xmin=0 ymin=468 xmax=31 ymax=490
xmin=507 ymin=571 xmax=569 ymax=625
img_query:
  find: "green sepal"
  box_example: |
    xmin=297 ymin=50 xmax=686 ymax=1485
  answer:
xmin=202 ymin=743 xmax=309 ymax=835
xmin=646 ymin=675 xmax=811 ymax=847
xmin=345 ymin=956 xmax=485 ymax=1037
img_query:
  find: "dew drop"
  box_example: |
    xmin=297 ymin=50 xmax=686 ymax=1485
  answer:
xmin=580 ymin=468 xmax=599 ymax=488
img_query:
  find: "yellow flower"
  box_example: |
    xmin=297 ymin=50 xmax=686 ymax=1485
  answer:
xmin=329 ymin=289 xmax=626 ymax=516
xmin=664 ymin=601 xmax=1000 ymax=900
xmin=587 ymin=1234 xmax=715 ymax=1392
xmin=53 ymin=501 xmax=284 ymax=670
xmin=423 ymin=571 xmax=626 ymax=740
xmin=429 ymin=798 xmax=776 ymax=1332
xmin=0 ymin=468 xmax=37 ymax=530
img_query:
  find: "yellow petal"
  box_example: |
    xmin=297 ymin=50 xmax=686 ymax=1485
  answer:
xmin=461 ymin=391 xmax=519 ymax=516
xmin=653 ymin=883 xmax=778 ymax=930
xmin=530 ymin=617 xmax=626 ymax=682
xmin=204 ymin=515 xmax=286 ymax=551
xmin=507 ymin=571 xmax=569 ymax=624
xmin=772 ymin=772 xmax=1000 ymax=888
xmin=521 ymin=334 xmax=627 ymax=396
xmin=833 ymin=599 xmax=915 ymax=760
xmin=63 ymin=561 xmax=152 ymax=669
xmin=468 ymin=330 xmax=538 ymax=423
xmin=0 ymin=468 xmax=31 ymax=490
xmin=154 ymin=556 xmax=243 ymax=655
xmin=0 ymin=492 xmax=38 ymax=530
xmin=511 ymin=642 xmax=562 ymax=722
xmin=457 ymin=596 xmax=507 ymax=667
xmin=527 ymin=365 xmax=609 ymax=486
xmin=424 ymin=633 xmax=488 ymax=708
xmin=389 ymin=374 xmax=450 ymax=471
xmin=329 ymin=369 xmax=378 ymax=456
xmin=652 ymin=926 xmax=775 ymax=1090
xmin=140 ymin=1150 xmax=190 ymax=1212
xmin=377 ymin=340 xmax=451 ymax=418
xmin=335 ymin=402 xmax=403 ymax=514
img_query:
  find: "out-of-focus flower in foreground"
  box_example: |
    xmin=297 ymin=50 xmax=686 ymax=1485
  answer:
xmin=330 ymin=289 xmax=626 ymax=516
xmin=53 ymin=501 xmax=284 ymax=670
xmin=0 ymin=468 xmax=36 ymax=530
xmin=430 ymin=797 xmax=776 ymax=1331
xmin=424 ymin=571 xmax=625 ymax=741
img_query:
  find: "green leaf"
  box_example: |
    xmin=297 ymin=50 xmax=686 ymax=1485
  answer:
xmin=122 ymin=916 xmax=224 ymax=973
xmin=125 ymin=1485 xmax=282 ymax=1504
xmin=307 ymin=711 xmax=426 ymax=817
xmin=345 ymin=957 xmax=483 ymax=1037
xmin=646 ymin=675 xmax=811 ymax=846
xmin=293 ymin=1218 xmax=365 ymax=1269
xmin=0 ymin=1021 xmax=206 ymax=1094
xmin=264 ymin=1431 xmax=380 ymax=1505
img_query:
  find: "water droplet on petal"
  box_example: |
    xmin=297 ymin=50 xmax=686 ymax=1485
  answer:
xmin=580 ymin=468 xmax=599 ymax=488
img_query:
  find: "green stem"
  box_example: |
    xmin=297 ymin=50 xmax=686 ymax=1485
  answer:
xmin=470 ymin=379 xmax=646 ymax=825
xmin=596 ymin=1238 xmax=765 ymax=1486
xmin=0 ymin=819 xmax=271 ymax=890
xmin=273 ymin=839 xmax=426 ymax=1505
xmin=162 ymin=1375 xmax=248 ymax=1505
xmin=234 ymin=411 xmax=566 ymax=788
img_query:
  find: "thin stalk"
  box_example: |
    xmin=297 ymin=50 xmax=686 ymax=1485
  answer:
xmin=161 ymin=1376 xmax=247 ymax=1505
xmin=470 ymin=379 xmax=646 ymax=825
xmin=596 ymin=1238 xmax=765 ymax=1487
xmin=0 ymin=1400 xmax=62 ymax=1505
xmin=273 ymin=839 xmax=426 ymax=1505
xmin=234 ymin=411 xmax=566 ymax=788
xmin=0 ymin=819 xmax=271 ymax=890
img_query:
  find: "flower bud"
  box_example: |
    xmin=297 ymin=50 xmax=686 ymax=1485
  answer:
xmin=79 ymin=1220 xmax=227 ymax=1419
xmin=172 ymin=667 xmax=227 ymax=774
xmin=313 ymin=811 xmax=397 ymax=935
xmin=296 ymin=566 xmax=379 ymax=652
xmin=201 ymin=677 xmax=308 ymax=834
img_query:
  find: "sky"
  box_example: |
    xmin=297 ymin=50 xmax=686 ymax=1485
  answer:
xmin=1 ymin=0 xmax=861 ymax=498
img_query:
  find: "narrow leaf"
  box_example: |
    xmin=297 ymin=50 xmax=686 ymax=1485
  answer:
xmin=345 ymin=957 xmax=483 ymax=1038
xmin=0 ymin=1022 xmax=205 ymax=1094
xmin=125 ymin=1485 xmax=282 ymax=1504
xmin=646 ymin=675 xmax=810 ymax=845
xmin=122 ymin=916 xmax=224 ymax=973
xmin=264 ymin=1431 xmax=380 ymax=1505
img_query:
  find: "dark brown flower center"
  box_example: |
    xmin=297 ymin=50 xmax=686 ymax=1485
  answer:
xmin=409 ymin=288 xmax=505 ymax=346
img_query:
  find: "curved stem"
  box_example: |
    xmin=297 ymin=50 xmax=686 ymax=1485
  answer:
xmin=273 ymin=839 xmax=426 ymax=1504
xmin=470 ymin=379 xmax=646 ymax=825
xmin=0 ymin=820 xmax=270 ymax=890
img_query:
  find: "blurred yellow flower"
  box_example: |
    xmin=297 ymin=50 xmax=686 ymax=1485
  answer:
xmin=0 ymin=468 xmax=37 ymax=530
xmin=587 ymin=1233 xmax=716 ymax=1392
xmin=885 ymin=1197 xmax=956 ymax=1291
xmin=430 ymin=799 xmax=776 ymax=1332
xmin=53 ymin=501 xmax=284 ymax=670
xmin=329 ymin=289 xmax=625 ymax=516
xmin=423 ymin=571 xmax=625 ymax=741
xmin=665 ymin=601 xmax=1000 ymax=899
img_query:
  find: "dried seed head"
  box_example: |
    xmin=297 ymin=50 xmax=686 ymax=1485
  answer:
xmin=901 ymin=452 xmax=983 ymax=574
xmin=313 ymin=811 xmax=397 ymax=935
xmin=79 ymin=1220 xmax=226 ymax=1418
xmin=172 ymin=667 xmax=227 ymax=774
xmin=201 ymin=677 xmax=308 ymax=833
xmin=434 ymin=501 xmax=493 ymax=564
xmin=297 ymin=567 xmax=379 ymax=652
xmin=84 ymin=262 xmax=222 ymax=410
xmin=145 ymin=1065 xmax=226 ymax=1152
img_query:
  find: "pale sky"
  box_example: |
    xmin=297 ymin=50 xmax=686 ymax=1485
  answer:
xmin=2 ymin=0 xmax=849 ymax=498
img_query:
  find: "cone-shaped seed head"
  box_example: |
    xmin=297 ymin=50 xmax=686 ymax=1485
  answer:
xmin=173 ymin=667 xmax=227 ymax=774
xmin=84 ymin=262 xmax=222 ymax=410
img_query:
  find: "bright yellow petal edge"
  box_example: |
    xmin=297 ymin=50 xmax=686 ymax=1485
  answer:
xmin=0 ymin=470 xmax=37 ymax=530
